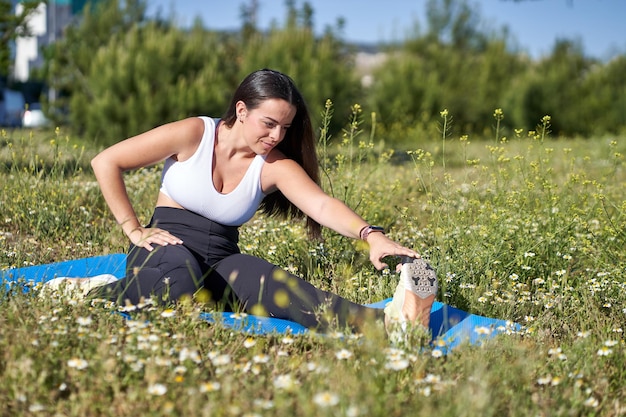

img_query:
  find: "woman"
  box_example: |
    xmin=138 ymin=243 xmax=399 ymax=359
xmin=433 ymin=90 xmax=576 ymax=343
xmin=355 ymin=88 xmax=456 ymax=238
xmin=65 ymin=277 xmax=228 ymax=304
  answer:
xmin=87 ymin=69 xmax=437 ymax=332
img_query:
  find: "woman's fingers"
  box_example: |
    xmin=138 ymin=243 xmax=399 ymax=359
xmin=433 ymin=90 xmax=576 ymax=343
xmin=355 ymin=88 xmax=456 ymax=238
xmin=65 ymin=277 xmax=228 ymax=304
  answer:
xmin=367 ymin=235 xmax=422 ymax=270
xmin=130 ymin=227 xmax=183 ymax=251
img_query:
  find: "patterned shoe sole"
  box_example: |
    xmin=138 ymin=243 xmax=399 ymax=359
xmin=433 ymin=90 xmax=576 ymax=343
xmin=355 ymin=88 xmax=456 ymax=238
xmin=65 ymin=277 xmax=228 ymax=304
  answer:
xmin=401 ymin=257 xmax=438 ymax=299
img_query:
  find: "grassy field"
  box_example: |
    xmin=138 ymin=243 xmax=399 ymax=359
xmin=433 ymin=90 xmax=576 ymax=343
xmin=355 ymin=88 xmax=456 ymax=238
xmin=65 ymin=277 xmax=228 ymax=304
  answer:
xmin=1 ymin=111 xmax=625 ymax=416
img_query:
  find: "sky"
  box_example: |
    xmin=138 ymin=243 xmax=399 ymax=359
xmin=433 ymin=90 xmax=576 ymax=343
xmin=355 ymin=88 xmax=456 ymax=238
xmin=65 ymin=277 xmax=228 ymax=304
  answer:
xmin=146 ymin=0 xmax=626 ymax=60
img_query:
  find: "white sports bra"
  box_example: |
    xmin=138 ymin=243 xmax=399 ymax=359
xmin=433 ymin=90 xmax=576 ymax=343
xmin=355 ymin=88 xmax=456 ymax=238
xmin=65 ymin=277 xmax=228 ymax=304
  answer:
xmin=159 ymin=116 xmax=267 ymax=226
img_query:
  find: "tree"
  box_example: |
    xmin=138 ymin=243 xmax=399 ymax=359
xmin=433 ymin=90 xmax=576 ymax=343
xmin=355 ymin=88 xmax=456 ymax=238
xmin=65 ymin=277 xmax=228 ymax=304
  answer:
xmin=0 ymin=0 xmax=45 ymax=79
xmin=368 ymin=0 xmax=525 ymax=141
xmin=73 ymin=22 xmax=237 ymax=143
xmin=41 ymin=0 xmax=149 ymax=127
xmin=505 ymin=39 xmax=593 ymax=135
xmin=579 ymin=55 xmax=626 ymax=134
xmin=238 ymin=1 xmax=359 ymax=131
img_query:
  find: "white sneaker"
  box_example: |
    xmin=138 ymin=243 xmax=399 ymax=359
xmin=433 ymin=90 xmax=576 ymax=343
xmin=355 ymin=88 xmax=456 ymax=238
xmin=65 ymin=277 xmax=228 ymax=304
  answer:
xmin=384 ymin=257 xmax=437 ymax=342
xmin=400 ymin=257 xmax=438 ymax=299
xmin=383 ymin=277 xmax=406 ymax=324
xmin=43 ymin=274 xmax=118 ymax=299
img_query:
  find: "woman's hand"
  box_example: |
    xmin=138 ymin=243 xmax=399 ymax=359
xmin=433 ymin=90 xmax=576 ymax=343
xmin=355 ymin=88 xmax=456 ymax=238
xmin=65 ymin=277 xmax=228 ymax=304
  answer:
xmin=128 ymin=227 xmax=184 ymax=252
xmin=365 ymin=232 xmax=421 ymax=270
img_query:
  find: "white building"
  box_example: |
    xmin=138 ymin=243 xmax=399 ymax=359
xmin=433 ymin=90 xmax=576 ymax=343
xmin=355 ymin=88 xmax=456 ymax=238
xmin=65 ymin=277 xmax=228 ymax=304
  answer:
xmin=13 ymin=0 xmax=76 ymax=81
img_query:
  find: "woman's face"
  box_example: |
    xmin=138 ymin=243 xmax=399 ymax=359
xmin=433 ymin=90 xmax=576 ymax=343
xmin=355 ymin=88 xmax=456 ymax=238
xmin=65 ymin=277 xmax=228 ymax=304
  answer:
xmin=238 ymin=99 xmax=296 ymax=155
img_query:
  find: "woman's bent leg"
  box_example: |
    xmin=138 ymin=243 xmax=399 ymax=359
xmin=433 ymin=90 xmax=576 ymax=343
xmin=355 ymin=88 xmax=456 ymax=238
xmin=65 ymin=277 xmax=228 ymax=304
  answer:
xmin=208 ymin=254 xmax=383 ymax=330
xmin=92 ymin=244 xmax=205 ymax=305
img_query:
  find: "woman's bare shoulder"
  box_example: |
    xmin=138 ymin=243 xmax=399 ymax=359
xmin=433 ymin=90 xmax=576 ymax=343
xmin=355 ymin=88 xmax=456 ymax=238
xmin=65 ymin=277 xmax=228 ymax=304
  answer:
xmin=160 ymin=117 xmax=206 ymax=161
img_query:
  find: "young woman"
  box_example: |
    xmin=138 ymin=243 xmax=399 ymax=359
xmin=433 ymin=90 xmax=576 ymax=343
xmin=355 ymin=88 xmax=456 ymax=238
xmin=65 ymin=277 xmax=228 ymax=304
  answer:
xmin=86 ymin=69 xmax=438 ymax=332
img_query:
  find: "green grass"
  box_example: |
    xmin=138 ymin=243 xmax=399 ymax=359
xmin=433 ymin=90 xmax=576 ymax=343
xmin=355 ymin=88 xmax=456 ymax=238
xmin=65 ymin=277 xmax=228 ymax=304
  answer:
xmin=1 ymin=109 xmax=625 ymax=416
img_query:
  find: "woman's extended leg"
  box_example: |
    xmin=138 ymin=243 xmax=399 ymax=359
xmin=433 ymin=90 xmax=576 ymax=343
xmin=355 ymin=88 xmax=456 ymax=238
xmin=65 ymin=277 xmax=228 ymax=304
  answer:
xmin=206 ymin=253 xmax=383 ymax=331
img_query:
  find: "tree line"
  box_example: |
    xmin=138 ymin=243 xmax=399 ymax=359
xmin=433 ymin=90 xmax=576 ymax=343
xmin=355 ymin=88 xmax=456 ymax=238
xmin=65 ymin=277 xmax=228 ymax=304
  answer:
xmin=19 ymin=0 xmax=626 ymax=144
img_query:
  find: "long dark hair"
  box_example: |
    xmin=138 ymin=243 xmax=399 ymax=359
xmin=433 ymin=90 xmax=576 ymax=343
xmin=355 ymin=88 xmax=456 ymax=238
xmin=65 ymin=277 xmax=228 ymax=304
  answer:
xmin=222 ymin=69 xmax=321 ymax=238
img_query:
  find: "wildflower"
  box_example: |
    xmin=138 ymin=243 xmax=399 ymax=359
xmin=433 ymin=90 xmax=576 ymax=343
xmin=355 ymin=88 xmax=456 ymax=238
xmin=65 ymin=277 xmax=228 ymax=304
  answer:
xmin=160 ymin=308 xmax=176 ymax=318
xmin=136 ymin=298 xmax=154 ymax=309
xmin=273 ymin=374 xmax=297 ymax=390
xmin=28 ymin=403 xmax=45 ymax=413
xmin=281 ymin=335 xmax=295 ymax=345
xmin=583 ymin=396 xmax=599 ymax=408
xmin=147 ymin=383 xmax=167 ymax=396
xmin=313 ymin=391 xmax=340 ymax=407
xmin=346 ymin=405 xmax=362 ymax=417
xmin=536 ymin=375 xmax=552 ymax=385
xmin=76 ymin=316 xmax=93 ymax=326
xmin=474 ymin=326 xmax=492 ymax=335
xmin=130 ymin=361 xmax=145 ymax=372
xmin=524 ymin=252 xmax=535 ymax=258
xmin=431 ymin=349 xmax=444 ymax=358
xmin=179 ymin=347 xmax=201 ymax=363
xmin=211 ymin=354 xmax=231 ymax=366
xmin=547 ymin=347 xmax=562 ymax=356
xmin=244 ymin=362 xmax=261 ymax=375
xmin=551 ymin=376 xmax=562 ymax=386
xmin=329 ymin=331 xmax=344 ymax=339
xmin=385 ymin=358 xmax=410 ymax=371
xmin=252 ymin=354 xmax=270 ymax=364
xmin=597 ymin=346 xmax=613 ymax=356
xmin=67 ymin=358 xmax=88 ymax=370
xmin=604 ymin=340 xmax=618 ymax=347
xmin=253 ymin=399 xmax=274 ymax=410
xmin=577 ymin=331 xmax=590 ymax=338
xmin=119 ymin=303 xmax=137 ymax=313
xmin=199 ymin=381 xmax=221 ymax=393
xmin=384 ymin=347 xmax=405 ymax=360
xmin=433 ymin=338 xmax=447 ymax=348
xmin=423 ymin=374 xmax=441 ymax=384
xmin=243 ymin=337 xmax=256 ymax=348
xmin=335 ymin=349 xmax=353 ymax=360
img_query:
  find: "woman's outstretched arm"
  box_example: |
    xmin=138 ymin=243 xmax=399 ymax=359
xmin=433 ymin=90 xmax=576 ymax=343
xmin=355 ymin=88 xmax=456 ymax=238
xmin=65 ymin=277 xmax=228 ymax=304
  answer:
xmin=266 ymin=156 xmax=420 ymax=270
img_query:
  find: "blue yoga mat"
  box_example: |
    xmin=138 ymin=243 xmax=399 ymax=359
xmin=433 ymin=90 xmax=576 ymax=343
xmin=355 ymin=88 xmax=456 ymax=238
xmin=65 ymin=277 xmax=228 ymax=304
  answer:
xmin=1 ymin=254 xmax=521 ymax=351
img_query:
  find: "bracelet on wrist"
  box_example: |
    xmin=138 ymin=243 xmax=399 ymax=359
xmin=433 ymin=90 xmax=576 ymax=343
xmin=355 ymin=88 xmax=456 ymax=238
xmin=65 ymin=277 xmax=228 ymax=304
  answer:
xmin=359 ymin=225 xmax=385 ymax=241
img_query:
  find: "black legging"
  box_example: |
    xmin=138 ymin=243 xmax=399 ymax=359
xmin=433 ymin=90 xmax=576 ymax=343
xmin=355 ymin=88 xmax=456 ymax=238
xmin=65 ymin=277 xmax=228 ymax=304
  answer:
xmin=92 ymin=207 xmax=383 ymax=330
